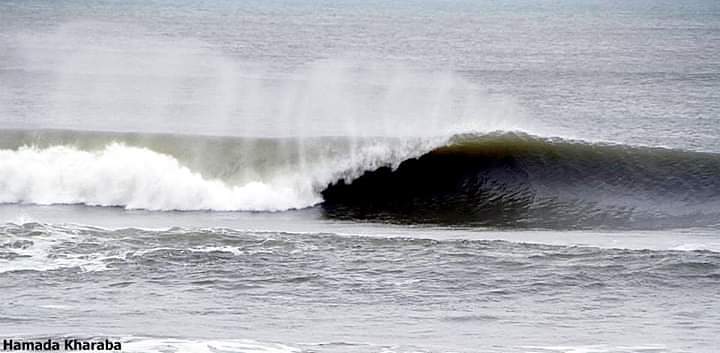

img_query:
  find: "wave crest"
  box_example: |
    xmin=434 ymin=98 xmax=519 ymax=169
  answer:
xmin=2 ymin=129 xmax=720 ymax=229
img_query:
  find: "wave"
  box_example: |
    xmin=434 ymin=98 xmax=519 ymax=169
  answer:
xmin=1 ymin=129 xmax=719 ymax=228
xmin=323 ymin=133 xmax=720 ymax=228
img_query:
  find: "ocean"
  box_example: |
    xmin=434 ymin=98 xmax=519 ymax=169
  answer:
xmin=1 ymin=1 xmax=719 ymax=352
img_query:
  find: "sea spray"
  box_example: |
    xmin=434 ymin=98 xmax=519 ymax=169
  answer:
xmin=5 ymin=22 xmax=531 ymax=138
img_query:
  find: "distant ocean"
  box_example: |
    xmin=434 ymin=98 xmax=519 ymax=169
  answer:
xmin=1 ymin=1 xmax=719 ymax=352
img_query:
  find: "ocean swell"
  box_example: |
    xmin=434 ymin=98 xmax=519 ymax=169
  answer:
xmin=1 ymin=129 xmax=719 ymax=228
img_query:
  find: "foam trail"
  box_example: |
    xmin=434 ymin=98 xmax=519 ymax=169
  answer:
xmin=122 ymin=338 xmax=300 ymax=353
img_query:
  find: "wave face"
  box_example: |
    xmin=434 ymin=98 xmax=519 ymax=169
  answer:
xmin=2 ymin=129 xmax=720 ymax=229
xmin=322 ymin=133 xmax=720 ymax=229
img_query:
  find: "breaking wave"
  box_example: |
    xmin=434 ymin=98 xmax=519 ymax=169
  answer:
xmin=323 ymin=133 xmax=720 ymax=228
xmin=1 ymin=129 xmax=719 ymax=228
xmin=0 ymin=129 xmax=442 ymax=211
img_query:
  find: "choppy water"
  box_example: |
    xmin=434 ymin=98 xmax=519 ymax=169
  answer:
xmin=1 ymin=0 xmax=720 ymax=352
xmin=2 ymin=221 xmax=720 ymax=353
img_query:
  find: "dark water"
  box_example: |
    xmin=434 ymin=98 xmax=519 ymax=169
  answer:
xmin=323 ymin=133 xmax=720 ymax=228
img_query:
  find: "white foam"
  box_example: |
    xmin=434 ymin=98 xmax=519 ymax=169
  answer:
xmin=0 ymin=143 xmax=318 ymax=211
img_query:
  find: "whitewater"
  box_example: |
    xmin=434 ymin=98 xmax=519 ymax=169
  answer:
xmin=0 ymin=130 xmax=450 ymax=211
